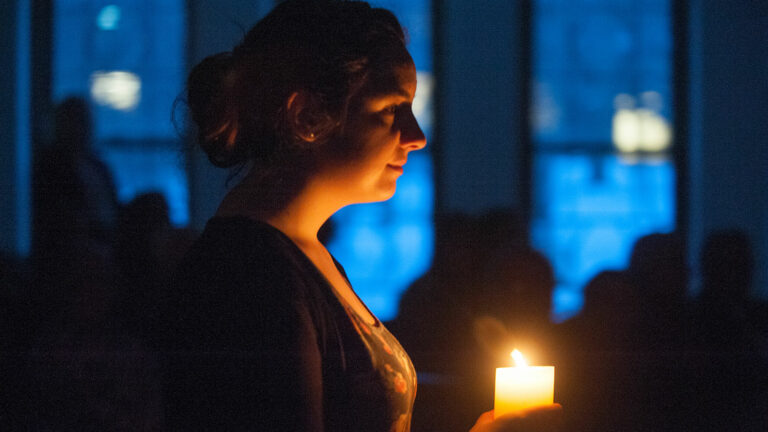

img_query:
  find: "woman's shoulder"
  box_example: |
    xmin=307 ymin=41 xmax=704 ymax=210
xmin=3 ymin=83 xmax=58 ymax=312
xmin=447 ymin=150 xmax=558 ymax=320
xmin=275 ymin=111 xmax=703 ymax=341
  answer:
xmin=175 ymin=216 xmax=306 ymax=289
xmin=186 ymin=216 xmax=292 ymax=263
xmin=198 ymin=215 xmax=287 ymax=248
xmin=164 ymin=216 xmax=319 ymax=348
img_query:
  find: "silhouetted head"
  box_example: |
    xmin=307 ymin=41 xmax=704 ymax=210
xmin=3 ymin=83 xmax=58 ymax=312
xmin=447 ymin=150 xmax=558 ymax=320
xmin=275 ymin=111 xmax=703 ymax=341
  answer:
xmin=121 ymin=193 xmax=170 ymax=233
xmin=628 ymin=232 xmax=686 ymax=308
xmin=432 ymin=213 xmax=480 ymax=270
xmin=582 ymin=270 xmax=638 ymax=320
xmin=483 ymin=247 xmax=555 ymax=323
xmin=700 ymin=229 xmax=753 ymax=301
xmin=55 ymin=97 xmax=92 ymax=151
xmin=117 ymin=192 xmax=171 ymax=263
xmin=185 ymin=0 xmax=423 ymax=206
xmin=477 ymin=208 xmax=527 ymax=252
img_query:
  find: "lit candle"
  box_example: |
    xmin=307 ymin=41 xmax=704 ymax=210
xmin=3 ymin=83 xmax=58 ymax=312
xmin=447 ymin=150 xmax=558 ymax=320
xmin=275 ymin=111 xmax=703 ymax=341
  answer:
xmin=494 ymin=349 xmax=554 ymax=418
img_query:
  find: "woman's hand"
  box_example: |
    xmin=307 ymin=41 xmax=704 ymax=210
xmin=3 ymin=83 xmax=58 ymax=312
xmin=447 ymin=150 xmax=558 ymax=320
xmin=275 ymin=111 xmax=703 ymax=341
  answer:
xmin=469 ymin=404 xmax=563 ymax=432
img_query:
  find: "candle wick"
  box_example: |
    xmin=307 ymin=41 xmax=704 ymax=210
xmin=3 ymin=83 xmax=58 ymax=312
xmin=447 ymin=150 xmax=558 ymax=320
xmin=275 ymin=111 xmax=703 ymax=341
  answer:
xmin=511 ymin=349 xmax=528 ymax=367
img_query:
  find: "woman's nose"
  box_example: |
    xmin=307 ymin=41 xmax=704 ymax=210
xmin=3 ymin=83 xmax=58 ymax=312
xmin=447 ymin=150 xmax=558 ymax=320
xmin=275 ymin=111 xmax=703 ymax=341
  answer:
xmin=399 ymin=109 xmax=427 ymax=150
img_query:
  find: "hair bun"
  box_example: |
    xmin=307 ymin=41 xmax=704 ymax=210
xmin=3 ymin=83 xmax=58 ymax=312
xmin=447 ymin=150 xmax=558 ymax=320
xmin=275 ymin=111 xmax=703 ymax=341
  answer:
xmin=186 ymin=52 xmax=245 ymax=167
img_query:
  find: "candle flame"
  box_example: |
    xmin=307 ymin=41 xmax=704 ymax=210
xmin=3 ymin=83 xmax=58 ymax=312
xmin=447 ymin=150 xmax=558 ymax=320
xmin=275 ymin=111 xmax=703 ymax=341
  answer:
xmin=511 ymin=349 xmax=528 ymax=367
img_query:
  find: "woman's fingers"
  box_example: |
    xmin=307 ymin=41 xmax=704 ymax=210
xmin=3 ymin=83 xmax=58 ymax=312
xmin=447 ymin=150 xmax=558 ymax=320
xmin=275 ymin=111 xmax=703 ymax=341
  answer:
xmin=472 ymin=410 xmax=496 ymax=428
xmin=471 ymin=404 xmax=563 ymax=432
xmin=494 ymin=404 xmax=563 ymax=432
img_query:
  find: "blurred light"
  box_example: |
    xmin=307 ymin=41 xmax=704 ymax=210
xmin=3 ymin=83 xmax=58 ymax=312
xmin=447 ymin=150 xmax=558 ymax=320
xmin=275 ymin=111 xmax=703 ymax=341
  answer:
xmin=97 ymin=5 xmax=121 ymax=30
xmin=532 ymin=81 xmax=560 ymax=132
xmin=613 ymin=93 xmax=636 ymax=110
xmin=635 ymin=108 xmax=672 ymax=152
xmin=89 ymin=71 xmax=141 ymax=111
xmin=612 ymin=108 xmax=642 ymax=152
xmin=612 ymin=92 xmax=672 ymax=153
xmin=640 ymin=91 xmax=664 ymax=112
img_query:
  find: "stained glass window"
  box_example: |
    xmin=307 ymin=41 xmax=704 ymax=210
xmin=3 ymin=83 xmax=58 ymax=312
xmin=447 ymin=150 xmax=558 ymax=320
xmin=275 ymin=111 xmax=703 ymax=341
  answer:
xmin=53 ymin=0 xmax=188 ymax=225
xmin=531 ymin=0 xmax=675 ymax=321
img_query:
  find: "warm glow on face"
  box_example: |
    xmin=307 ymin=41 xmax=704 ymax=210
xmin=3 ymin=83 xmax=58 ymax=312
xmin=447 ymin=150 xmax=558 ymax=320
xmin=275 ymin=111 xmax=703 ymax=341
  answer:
xmin=333 ymin=61 xmax=425 ymax=204
xmin=511 ymin=349 xmax=528 ymax=367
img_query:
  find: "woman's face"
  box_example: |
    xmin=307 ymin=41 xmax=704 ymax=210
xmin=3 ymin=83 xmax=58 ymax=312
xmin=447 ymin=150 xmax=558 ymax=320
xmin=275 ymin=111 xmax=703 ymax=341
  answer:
xmin=328 ymin=60 xmax=426 ymax=203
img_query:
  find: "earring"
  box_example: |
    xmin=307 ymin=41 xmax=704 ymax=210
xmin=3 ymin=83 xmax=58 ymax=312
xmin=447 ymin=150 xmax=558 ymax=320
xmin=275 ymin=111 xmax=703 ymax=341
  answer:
xmin=309 ymin=132 xmax=316 ymax=139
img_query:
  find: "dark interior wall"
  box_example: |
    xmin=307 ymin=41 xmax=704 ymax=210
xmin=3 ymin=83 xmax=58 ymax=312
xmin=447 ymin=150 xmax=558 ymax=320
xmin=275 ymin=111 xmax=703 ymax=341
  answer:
xmin=688 ymin=0 xmax=768 ymax=297
xmin=185 ymin=0 xmax=274 ymax=230
xmin=0 ymin=0 xmax=19 ymax=255
xmin=435 ymin=0 xmax=529 ymax=215
xmin=0 ymin=0 xmax=31 ymax=258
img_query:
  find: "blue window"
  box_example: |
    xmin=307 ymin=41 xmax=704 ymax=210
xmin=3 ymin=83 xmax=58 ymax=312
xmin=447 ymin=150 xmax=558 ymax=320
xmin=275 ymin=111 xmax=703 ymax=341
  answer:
xmin=531 ymin=0 xmax=675 ymax=321
xmin=327 ymin=0 xmax=434 ymax=321
xmin=53 ymin=0 xmax=188 ymax=225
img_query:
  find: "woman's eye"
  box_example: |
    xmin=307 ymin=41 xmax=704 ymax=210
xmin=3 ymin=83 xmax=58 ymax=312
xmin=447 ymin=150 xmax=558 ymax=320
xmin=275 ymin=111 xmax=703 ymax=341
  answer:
xmin=381 ymin=105 xmax=398 ymax=115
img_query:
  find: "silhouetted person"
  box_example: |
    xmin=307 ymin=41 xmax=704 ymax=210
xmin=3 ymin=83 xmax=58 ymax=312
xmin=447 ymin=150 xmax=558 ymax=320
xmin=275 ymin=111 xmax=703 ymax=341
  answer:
xmin=553 ymin=233 xmax=691 ymax=432
xmin=390 ymin=213 xmax=483 ymax=373
xmin=388 ymin=213 xmax=495 ymax=432
xmin=28 ymin=245 xmax=163 ymax=430
xmin=34 ymin=97 xmax=119 ymax=255
xmin=683 ymin=230 xmax=768 ymax=431
xmin=115 ymin=192 xmax=171 ymax=337
xmin=32 ymin=97 xmax=120 ymax=329
xmin=391 ymin=210 xmax=534 ymax=366
xmin=477 ymin=247 xmax=554 ymax=337
xmin=552 ymin=270 xmax=647 ymax=432
xmin=0 ymin=253 xmax=32 ymax=349
xmin=626 ymin=232 xmax=687 ymax=351
xmin=559 ymin=270 xmax=639 ymax=352
xmin=390 ymin=210 xmax=554 ymax=432
xmin=693 ymin=229 xmax=757 ymax=350
xmin=476 ymin=208 xmax=528 ymax=254
xmin=0 ymin=254 xmax=34 ymax=428
xmin=466 ymin=209 xmax=554 ymax=363
xmin=26 ymin=97 xmax=166 ymax=430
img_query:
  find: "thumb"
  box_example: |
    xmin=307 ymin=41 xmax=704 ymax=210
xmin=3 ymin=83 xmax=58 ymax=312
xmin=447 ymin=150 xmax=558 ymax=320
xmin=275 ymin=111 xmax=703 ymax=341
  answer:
xmin=471 ymin=410 xmax=496 ymax=431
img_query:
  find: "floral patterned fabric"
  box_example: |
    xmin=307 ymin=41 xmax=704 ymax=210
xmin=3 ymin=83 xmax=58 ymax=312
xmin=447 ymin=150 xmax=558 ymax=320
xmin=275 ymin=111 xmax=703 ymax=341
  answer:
xmin=344 ymin=303 xmax=417 ymax=432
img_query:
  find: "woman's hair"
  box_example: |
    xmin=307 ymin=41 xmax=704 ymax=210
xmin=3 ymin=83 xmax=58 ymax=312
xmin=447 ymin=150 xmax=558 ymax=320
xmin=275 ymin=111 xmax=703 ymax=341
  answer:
xmin=185 ymin=0 xmax=408 ymax=176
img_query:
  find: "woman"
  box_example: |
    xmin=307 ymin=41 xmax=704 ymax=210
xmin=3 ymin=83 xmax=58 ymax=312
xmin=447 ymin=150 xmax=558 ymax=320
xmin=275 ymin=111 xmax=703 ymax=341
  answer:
xmin=165 ymin=1 xmax=561 ymax=431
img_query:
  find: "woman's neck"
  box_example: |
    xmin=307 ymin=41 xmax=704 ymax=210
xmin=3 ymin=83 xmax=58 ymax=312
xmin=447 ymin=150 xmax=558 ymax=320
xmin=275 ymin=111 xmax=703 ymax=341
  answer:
xmin=216 ymin=172 xmax=347 ymax=245
xmin=265 ymin=181 xmax=339 ymax=245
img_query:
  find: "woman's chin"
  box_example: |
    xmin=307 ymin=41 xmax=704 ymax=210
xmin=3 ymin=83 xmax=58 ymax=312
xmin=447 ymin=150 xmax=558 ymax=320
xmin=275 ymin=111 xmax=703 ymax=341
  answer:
xmin=358 ymin=185 xmax=398 ymax=204
xmin=378 ymin=183 xmax=399 ymax=201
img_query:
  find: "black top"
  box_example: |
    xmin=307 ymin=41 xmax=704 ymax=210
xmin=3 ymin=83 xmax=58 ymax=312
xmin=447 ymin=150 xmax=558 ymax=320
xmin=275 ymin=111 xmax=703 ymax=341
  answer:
xmin=162 ymin=217 xmax=416 ymax=431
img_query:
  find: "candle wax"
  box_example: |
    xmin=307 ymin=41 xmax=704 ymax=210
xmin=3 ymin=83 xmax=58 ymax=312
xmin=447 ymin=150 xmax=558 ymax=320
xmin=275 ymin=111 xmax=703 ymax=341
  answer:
xmin=494 ymin=366 xmax=554 ymax=418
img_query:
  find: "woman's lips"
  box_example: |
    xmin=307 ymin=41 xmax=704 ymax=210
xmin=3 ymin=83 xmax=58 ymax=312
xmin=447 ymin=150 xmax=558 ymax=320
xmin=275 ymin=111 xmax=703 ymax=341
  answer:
xmin=387 ymin=164 xmax=404 ymax=173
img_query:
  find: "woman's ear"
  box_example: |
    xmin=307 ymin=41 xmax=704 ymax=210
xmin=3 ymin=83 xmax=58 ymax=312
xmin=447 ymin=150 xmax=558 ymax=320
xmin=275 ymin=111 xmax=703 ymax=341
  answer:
xmin=285 ymin=91 xmax=319 ymax=142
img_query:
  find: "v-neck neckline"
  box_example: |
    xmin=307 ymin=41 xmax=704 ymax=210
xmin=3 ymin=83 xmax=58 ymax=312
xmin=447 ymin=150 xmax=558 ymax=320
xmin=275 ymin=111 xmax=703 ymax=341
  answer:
xmin=212 ymin=216 xmax=381 ymax=328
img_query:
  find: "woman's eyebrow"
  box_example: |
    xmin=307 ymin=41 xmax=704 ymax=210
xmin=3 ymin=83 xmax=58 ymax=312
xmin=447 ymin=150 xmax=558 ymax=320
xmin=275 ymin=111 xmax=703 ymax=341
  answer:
xmin=367 ymin=87 xmax=413 ymax=101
